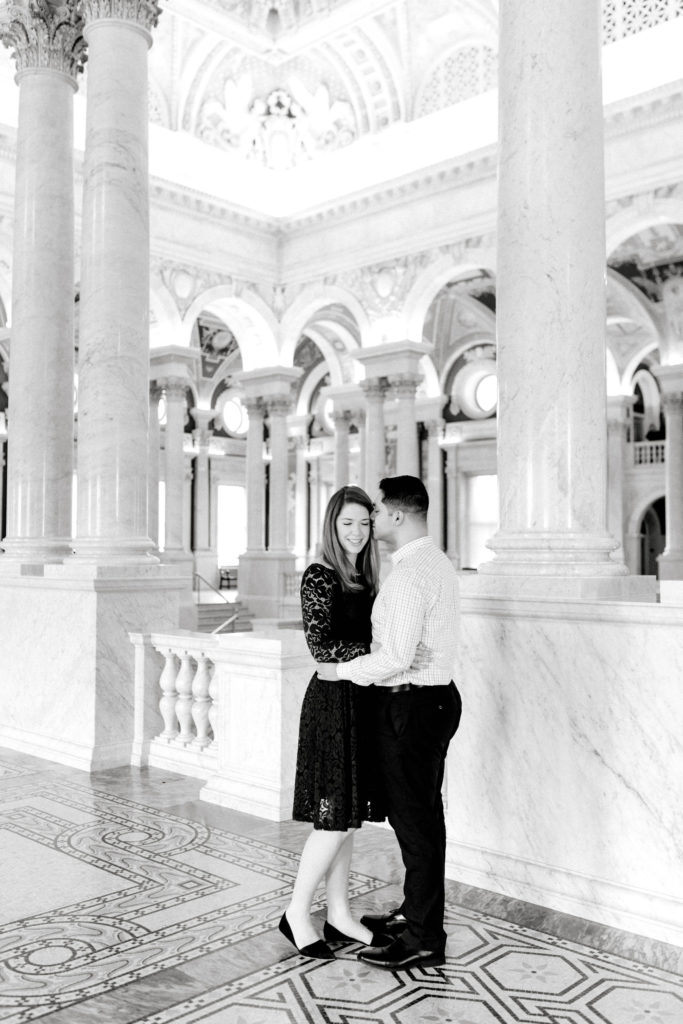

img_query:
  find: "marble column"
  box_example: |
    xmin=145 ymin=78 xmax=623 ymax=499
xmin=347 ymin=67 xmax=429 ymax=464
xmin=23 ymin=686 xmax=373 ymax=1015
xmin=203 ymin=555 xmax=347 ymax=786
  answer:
xmin=445 ymin=447 xmax=460 ymax=568
xmin=388 ymin=373 xmax=421 ymax=477
xmin=425 ymin=416 xmax=445 ymax=548
xmin=332 ymin=410 xmax=352 ymax=490
xmin=161 ymin=379 xmax=188 ymax=558
xmin=244 ymin=397 xmax=266 ymax=554
xmin=361 ymin=378 xmax=387 ymax=495
xmin=148 ymin=383 xmax=162 ymax=550
xmin=0 ymin=434 xmax=6 ymax=541
xmin=192 ymin=409 xmax=215 ymax=581
xmin=267 ymin=396 xmax=293 ymax=552
xmin=606 ymin=396 xmax=633 ymax=568
xmin=483 ymin=0 xmax=625 ymax=581
xmin=654 ymin=367 xmax=683 ymax=580
xmin=289 ymin=414 xmax=311 ymax=560
xmin=72 ymin=0 xmax=161 ymax=562
xmin=0 ymin=2 xmax=84 ymax=563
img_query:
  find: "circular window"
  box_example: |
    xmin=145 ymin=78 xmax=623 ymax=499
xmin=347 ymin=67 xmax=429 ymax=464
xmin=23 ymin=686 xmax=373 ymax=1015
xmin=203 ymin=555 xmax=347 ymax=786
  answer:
xmin=474 ymin=373 xmax=497 ymax=415
xmin=219 ymin=393 xmax=249 ymax=436
xmin=451 ymin=357 xmax=498 ymax=419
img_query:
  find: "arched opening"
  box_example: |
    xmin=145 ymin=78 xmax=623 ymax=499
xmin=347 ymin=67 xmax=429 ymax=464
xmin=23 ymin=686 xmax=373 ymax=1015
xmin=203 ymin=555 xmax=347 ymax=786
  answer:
xmin=639 ymin=497 xmax=666 ymax=577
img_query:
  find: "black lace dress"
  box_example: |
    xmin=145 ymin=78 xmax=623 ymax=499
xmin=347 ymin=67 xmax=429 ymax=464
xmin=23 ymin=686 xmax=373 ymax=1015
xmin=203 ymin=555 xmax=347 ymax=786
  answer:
xmin=292 ymin=562 xmax=386 ymax=831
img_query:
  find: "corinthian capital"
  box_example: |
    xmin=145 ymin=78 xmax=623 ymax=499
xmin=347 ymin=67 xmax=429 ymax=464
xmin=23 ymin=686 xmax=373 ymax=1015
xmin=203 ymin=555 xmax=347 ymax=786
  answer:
xmin=82 ymin=0 xmax=161 ymax=32
xmin=0 ymin=0 xmax=86 ymax=81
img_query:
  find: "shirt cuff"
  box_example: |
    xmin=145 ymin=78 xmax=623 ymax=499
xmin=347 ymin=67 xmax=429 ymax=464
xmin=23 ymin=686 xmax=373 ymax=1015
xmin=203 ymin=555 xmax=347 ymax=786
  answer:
xmin=336 ymin=663 xmax=345 ymax=679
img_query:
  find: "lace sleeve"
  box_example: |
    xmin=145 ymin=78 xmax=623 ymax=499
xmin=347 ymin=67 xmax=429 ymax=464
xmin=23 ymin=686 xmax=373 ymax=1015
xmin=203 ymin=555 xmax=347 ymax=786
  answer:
xmin=300 ymin=564 xmax=370 ymax=663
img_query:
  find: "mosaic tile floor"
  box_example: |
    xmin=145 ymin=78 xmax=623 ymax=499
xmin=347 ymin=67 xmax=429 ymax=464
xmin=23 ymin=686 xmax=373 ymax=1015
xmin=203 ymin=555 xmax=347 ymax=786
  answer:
xmin=1 ymin=748 xmax=681 ymax=1024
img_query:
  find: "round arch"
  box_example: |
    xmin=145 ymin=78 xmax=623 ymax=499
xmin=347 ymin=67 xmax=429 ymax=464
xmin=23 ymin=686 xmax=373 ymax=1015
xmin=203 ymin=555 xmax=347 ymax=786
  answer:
xmin=182 ymin=285 xmax=279 ymax=370
xmin=279 ymin=284 xmax=371 ymax=366
xmin=627 ymin=489 xmax=666 ymax=540
xmin=605 ymin=197 xmax=683 ymax=258
xmin=404 ymin=252 xmax=496 ymax=343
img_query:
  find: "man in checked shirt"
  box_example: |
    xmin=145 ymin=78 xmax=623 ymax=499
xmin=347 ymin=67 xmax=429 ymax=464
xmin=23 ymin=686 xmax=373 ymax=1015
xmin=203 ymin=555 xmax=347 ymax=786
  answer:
xmin=316 ymin=475 xmax=462 ymax=970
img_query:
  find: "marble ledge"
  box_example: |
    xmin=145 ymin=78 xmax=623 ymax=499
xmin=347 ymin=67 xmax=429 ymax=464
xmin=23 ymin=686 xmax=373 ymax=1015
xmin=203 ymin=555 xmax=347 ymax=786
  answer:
xmin=460 ymin=592 xmax=683 ymax=625
xmin=0 ymin=559 xmax=189 ymax=591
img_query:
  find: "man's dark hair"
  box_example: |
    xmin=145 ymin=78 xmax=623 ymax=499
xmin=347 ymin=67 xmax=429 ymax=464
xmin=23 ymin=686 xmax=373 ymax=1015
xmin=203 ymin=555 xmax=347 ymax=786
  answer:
xmin=379 ymin=475 xmax=429 ymax=519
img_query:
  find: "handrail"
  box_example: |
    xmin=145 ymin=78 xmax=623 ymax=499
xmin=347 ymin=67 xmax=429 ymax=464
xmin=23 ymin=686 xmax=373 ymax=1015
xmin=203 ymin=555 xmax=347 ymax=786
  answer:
xmin=193 ymin=572 xmax=231 ymax=604
xmin=211 ymin=612 xmax=239 ymax=635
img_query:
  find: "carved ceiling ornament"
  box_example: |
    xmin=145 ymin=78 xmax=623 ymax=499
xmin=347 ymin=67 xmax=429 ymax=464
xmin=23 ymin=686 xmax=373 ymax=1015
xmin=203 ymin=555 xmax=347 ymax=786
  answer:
xmin=0 ymin=0 xmax=86 ymax=79
xmin=197 ymin=73 xmax=356 ymax=169
xmin=154 ymin=258 xmax=252 ymax=318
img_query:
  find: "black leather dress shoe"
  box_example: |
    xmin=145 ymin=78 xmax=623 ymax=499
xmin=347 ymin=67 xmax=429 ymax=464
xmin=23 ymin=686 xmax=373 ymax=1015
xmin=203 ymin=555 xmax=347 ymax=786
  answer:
xmin=357 ymin=935 xmax=445 ymax=970
xmin=323 ymin=920 xmax=393 ymax=947
xmin=359 ymin=908 xmax=407 ymax=935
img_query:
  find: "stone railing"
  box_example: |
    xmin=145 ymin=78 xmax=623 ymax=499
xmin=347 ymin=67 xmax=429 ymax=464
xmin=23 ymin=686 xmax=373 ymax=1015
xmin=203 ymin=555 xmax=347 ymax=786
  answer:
xmin=633 ymin=440 xmax=666 ymax=465
xmin=130 ymin=628 xmax=313 ymax=820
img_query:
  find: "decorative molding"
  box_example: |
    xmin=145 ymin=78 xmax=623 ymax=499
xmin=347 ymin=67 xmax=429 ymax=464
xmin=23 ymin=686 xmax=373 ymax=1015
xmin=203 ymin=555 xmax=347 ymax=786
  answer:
xmin=82 ymin=0 xmax=161 ymax=32
xmin=0 ymin=0 xmax=85 ymax=80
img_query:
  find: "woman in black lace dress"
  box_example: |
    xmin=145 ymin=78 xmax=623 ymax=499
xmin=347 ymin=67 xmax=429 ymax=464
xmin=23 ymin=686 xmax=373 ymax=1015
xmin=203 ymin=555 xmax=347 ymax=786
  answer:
xmin=279 ymin=486 xmax=386 ymax=960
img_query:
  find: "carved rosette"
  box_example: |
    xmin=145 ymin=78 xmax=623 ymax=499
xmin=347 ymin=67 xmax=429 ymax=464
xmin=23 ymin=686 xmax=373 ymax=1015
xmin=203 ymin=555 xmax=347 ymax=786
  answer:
xmin=0 ymin=0 xmax=86 ymax=81
xmin=81 ymin=0 xmax=161 ymax=32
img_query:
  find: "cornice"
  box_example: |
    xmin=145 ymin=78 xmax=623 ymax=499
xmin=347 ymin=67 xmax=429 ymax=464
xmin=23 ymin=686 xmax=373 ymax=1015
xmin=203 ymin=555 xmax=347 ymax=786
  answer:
xmin=604 ymin=80 xmax=683 ymax=139
xmin=149 ymin=181 xmax=280 ymax=236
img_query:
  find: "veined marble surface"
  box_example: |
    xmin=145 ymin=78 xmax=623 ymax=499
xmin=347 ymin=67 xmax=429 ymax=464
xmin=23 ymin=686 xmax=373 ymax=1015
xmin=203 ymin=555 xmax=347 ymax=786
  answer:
xmin=448 ymin=592 xmax=683 ymax=946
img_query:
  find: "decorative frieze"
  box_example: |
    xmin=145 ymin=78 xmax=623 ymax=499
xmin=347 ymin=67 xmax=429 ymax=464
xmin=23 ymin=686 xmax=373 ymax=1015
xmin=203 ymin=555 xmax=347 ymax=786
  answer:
xmin=0 ymin=0 xmax=85 ymax=81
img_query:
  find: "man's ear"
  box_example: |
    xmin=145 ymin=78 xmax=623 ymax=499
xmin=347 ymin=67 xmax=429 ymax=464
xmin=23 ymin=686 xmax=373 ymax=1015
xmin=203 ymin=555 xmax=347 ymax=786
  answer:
xmin=393 ymin=509 xmax=404 ymax=525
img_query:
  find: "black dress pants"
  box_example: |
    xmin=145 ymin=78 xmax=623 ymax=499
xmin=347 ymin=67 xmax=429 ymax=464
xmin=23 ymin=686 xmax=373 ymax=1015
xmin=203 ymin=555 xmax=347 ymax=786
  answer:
xmin=374 ymin=682 xmax=462 ymax=950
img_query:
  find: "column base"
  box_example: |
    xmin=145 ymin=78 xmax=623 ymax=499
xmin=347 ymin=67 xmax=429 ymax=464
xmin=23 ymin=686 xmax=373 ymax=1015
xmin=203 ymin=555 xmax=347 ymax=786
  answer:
xmin=657 ymin=551 xmax=683 ymax=580
xmin=69 ymin=536 xmax=158 ymax=564
xmin=480 ymin=530 xmax=628 ymax=577
xmin=1 ymin=536 xmax=73 ymax=564
xmin=238 ymin=551 xmax=297 ymax=618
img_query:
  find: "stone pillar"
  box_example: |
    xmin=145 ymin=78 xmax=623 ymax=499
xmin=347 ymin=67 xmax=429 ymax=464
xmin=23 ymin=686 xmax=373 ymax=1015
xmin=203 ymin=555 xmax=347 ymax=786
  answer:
xmin=388 ymin=373 xmax=421 ymax=477
xmin=161 ymin=379 xmax=188 ymax=559
xmin=361 ymin=378 xmax=387 ymax=494
xmin=288 ymin=414 xmax=311 ymax=560
xmin=72 ymin=0 xmax=161 ymax=563
xmin=654 ymin=366 xmax=683 ymax=580
xmin=332 ymin=410 xmax=352 ymax=490
xmin=0 ymin=2 xmax=84 ymax=563
xmin=445 ymin=447 xmax=460 ymax=568
xmin=606 ymin=396 xmax=633 ymax=567
xmin=148 ymin=382 xmax=162 ymax=550
xmin=192 ymin=409 xmax=215 ymax=583
xmin=267 ymin=396 xmax=293 ymax=552
xmin=244 ymin=397 xmax=266 ymax=554
xmin=482 ymin=0 xmax=626 ymax=585
xmin=425 ymin=415 xmax=445 ymax=548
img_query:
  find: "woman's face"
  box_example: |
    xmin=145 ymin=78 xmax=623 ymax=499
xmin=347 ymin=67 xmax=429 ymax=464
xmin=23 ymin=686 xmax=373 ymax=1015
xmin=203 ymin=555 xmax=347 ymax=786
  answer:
xmin=335 ymin=501 xmax=371 ymax=563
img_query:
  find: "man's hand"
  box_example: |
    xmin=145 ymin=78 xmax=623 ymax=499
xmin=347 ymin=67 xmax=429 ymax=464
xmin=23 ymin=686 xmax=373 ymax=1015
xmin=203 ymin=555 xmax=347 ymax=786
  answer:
xmin=410 ymin=642 xmax=432 ymax=672
xmin=316 ymin=662 xmax=338 ymax=681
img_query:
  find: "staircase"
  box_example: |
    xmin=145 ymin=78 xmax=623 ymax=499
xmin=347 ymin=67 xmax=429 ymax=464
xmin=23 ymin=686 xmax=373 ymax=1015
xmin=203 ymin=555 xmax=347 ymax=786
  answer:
xmin=195 ymin=600 xmax=254 ymax=634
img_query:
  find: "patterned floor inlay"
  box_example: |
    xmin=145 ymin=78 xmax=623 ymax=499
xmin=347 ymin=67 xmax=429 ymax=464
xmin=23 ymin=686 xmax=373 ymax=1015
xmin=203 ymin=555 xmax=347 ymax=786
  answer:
xmin=1 ymin=749 xmax=681 ymax=1024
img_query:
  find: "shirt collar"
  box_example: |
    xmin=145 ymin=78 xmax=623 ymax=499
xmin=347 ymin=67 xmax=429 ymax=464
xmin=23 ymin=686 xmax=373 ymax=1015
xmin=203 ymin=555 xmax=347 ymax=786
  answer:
xmin=390 ymin=535 xmax=432 ymax=565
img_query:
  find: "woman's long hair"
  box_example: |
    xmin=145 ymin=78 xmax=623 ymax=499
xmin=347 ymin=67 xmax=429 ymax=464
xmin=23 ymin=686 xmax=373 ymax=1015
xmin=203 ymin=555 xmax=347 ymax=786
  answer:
xmin=320 ymin=486 xmax=380 ymax=595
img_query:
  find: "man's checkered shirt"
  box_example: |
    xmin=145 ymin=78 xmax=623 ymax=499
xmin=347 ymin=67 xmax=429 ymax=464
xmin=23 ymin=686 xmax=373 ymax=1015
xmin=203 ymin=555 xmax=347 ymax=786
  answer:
xmin=337 ymin=535 xmax=460 ymax=688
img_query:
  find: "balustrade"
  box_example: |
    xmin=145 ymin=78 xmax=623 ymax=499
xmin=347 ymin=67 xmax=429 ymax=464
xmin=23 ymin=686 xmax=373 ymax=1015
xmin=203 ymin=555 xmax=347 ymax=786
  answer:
xmin=633 ymin=441 xmax=666 ymax=466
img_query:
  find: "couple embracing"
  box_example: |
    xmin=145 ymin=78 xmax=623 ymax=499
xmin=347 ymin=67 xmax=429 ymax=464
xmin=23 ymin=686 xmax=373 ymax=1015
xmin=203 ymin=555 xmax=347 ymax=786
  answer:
xmin=279 ymin=475 xmax=462 ymax=971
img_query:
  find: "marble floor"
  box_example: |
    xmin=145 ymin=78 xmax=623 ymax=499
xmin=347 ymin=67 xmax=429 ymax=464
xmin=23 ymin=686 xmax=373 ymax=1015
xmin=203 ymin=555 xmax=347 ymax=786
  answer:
xmin=1 ymin=748 xmax=681 ymax=1024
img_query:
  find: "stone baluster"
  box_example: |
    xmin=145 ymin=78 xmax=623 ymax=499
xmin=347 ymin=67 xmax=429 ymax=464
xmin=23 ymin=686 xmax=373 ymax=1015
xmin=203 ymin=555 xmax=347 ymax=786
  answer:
xmin=160 ymin=378 xmax=188 ymax=558
xmin=361 ymin=378 xmax=387 ymax=494
xmin=388 ymin=373 xmax=421 ymax=477
xmin=483 ymin=0 xmax=626 ymax=582
xmin=148 ymin=383 xmax=162 ymax=550
xmin=157 ymin=647 xmax=179 ymax=740
xmin=0 ymin=0 xmax=84 ymax=563
xmin=192 ymin=653 xmax=213 ymax=750
xmin=73 ymin=0 xmax=161 ymax=562
xmin=208 ymin=655 xmax=219 ymax=747
xmin=244 ymin=397 xmax=266 ymax=553
xmin=175 ymin=650 xmax=195 ymax=745
xmin=267 ymin=395 xmax=293 ymax=552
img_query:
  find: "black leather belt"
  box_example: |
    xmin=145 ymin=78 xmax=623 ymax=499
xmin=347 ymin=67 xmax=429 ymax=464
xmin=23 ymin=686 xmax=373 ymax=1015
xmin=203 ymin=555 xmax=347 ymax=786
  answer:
xmin=383 ymin=683 xmax=425 ymax=693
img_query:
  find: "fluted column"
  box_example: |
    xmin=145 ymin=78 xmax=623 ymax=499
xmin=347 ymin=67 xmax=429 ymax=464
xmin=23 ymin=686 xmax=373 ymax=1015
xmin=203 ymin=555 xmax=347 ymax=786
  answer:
xmin=192 ymin=409 xmax=214 ymax=554
xmin=0 ymin=2 xmax=84 ymax=562
xmin=388 ymin=372 xmax=421 ymax=477
xmin=147 ymin=383 xmax=162 ymax=549
xmin=654 ymin=371 xmax=683 ymax=579
xmin=72 ymin=0 xmax=161 ymax=562
xmin=361 ymin=378 xmax=387 ymax=494
xmin=332 ymin=410 xmax=352 ymax=489
xmin=267 ymin=396 xmax=293 ymax=552
xmin=244 ymin=398 xmax=266 ymax=553
xmin=483 ymin=0 xmax=624 ymax=578
xmin=161 ymin=379 xmax=188 ymax=557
